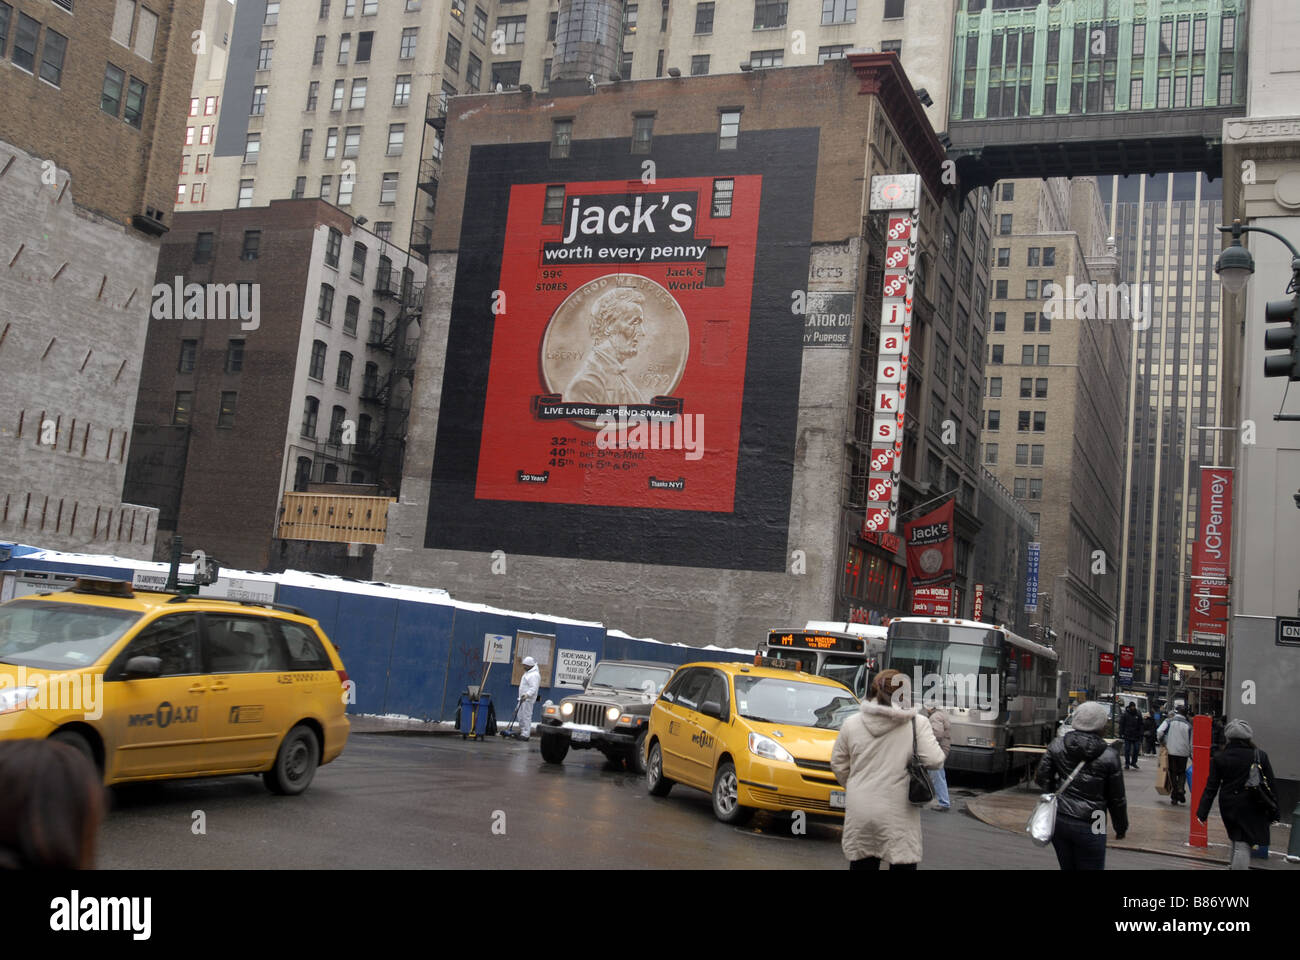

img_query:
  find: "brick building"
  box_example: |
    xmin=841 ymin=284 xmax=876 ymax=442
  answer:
xmin=124 ymin=199 xmax=425 ymax=572
xmin=0 ymin=0 xmax=203 ymax=557
xmin=375 ymin=56 xmax=1001 ymax=648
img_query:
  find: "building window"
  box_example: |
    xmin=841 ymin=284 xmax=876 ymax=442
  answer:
xmin=320 ymin=175 xmax=333 ymax=201
xmin=362 ymin=0 xmax=377 ymax=13
xmin=336 ymin=352 xmax=353 ymax=390
xmin=178 ymin=339 xmax=197 ymax=374
xmin=988 ymin=377 xmax=1001 ymax=398
xmin=992 ymin=310 xmax=1005 ymax=331
xmin=986 ymin=409 xmax=1000 ymax=431
xmin=1221 ymin=15 xmax=1235 ymax=49
xmin=1021 ymin=344 xmax=1034 ymax=365
xmin=994 ymin=280 xmax=1007 ymax=299
xmin=749 ymin=49 xmax=783 ymax=68
xmin=818 ymin=45 xmax=852 ymax=63
xmin=542 ymin=185 xmax=565 ymax=224
xmin=695 ymin=2 xmax=713 ymax=34
xmin=301 ymin=397 xmax=319 ymax=439
xmin=324 ymin=127 xmax=338 ymax=158
xmin=1033 ymin=411 xmax=1046 ymax=432
xmin=1015 ymin=443 xmax=1029 ymax=466
xmin=350 ymin=78 xmax=367 ymax=109
xmin=343 ymin=126 xmax=361 ymax=158
xmin=1035 ymin=378 xmax=1047 ymax=399
xmin=1018 ymin=410 xmax=1031 ymax=432
xmin=883 ymin=0 xmax=903 ymax=18
xmin=1025 ymin=280 xmax=1038 ymax=300
xmin=250 ymin=85 xmax=267 ymax=116
xmin=185 ymin=127 xmax=195 ymax=145
xmin=631 ymin=115 xmax=654 ymax=154
xmin=328 ymin=406 xmax=347 ymax=445
xmin=691 ymin=54 xmax=709 ymax=76
xmin=548 ymin=11 xmax=557 ymax=41
xmin=990 ymin=345 xmax=1003 ymax=364
xmin=1027 ymin=247 xmax=1040 ymax=267
xmin=193 ymin=232 xmax=214 ymax=263
xmin=719 ymin=109 xmax=740 ymax=149
xmin=624 ymin=3 xmax=637 ymax=34
xmin=1014 ymin=478 xmax=1027 ymax=499
xmin=216 ymin=392 xmax=237 ymax=428
xmin=351 ymin=242 xmax=367 ymax=281
xmin=317 ymin=284 xmax=335 ymax=324
xmin=226 ymin=339 xmax=244 ymax=373
xmin=1027 ymin=478 xmax=1041 ymax=500
xmin=338 ymin=176 xmax=354 ymax=205
xmin=820 ymin=0 xmax=855 ymax=26
xmin=244 ymin=134 xmax=260 ymax=164
xmin=386 ymin=123 xmax=405 ymax=156
xmin=172 ymin=392 xmax=193 ymax=426
xmin=240 ymin=230 xmax=261 ymax=261
xmin=258 ymin=39 xmax=273 ymax=70
xmin=393 ymin=75 xmax=412 ymax=106
xmin=490 ymin=60 xmax=520 ymax=89
xmin=551 ymin=119 xmax=572 ymax=159
xmin=467 ymin=53 xmax=481 ymax=91
xmin=237 ymin=179 xmax=253 ymax=208
xmin=472 ymin=5 xmax=487 ymax=42
xmin=310 ymin=341 xmax=327 ymax=380
xmin=369 ymin=310 xmax=385 ymax=344
xmin=356 ymin=30 xmax=373 ymax=62
xmin=264 ymin=1 xmax=279 ymax=25
xmin=1218 ymin=74 xmax=1232 ymax=104
xmin=338 ymin=32 xmax=350 ymax=64
xmin=307 ymin=81 xmax=320 ymax=110
xmin=497 ymin=15 xmax=525 ymax=45
xmin=101 ymin=63 xmax=125 ymax=116
xmin=1037 ymin=345 xmax=1049 ymax=365
xmin=380 ymin=171 xmax=398 ymax=204
xmin=1019 ymin=377 xmax=1032 ymax=398
xmin=998 ymin=214 xmax=1012 ymax=235
xmin=313 ymin=34 xmax=325 ymax=65
xmin=753 ymin=0 xmax=787 ymax=30
xmin=705 ymin=247 xmax=727 ymax=286
xmin=880 ymin=39 xmax=900 ymax=55
xmin=39 ymin=28 xmax=67 ymax=86
xmin=1023 ymin=312 xmax=1036 ymax=332
xmin=1042 ymin=247 xmax=1055 ymax=267
xmin=711 ymin=178 xmax=734 ymax=217
xmin=984 ymin=443 xmax=997 ymax=465
xmin=397 ymin=26 xmax=417 ymax=61
xmin=1039 ymin=312 xmax=1051 ymax=333
xmin=620 ymin=50 xmax=633 ymax=81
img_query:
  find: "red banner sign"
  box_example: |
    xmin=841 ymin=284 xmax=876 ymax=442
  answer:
xmin=905 ymin=500 xmax=955 ymax=587
xmin=973 ymin=583 xmax=984 ymax=621
xmin=911 ymin=585 xmax=952 ymax=616
xmin=1119 ymin=645 xmax=1135 ymax=669
xmin=1188 ymin=466 xmax=1233 ymax=643
xmin=1099 ymin=652 xmax=1115 ymax=676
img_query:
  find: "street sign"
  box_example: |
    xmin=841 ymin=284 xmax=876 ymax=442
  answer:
xmin=1118 ymin=645 xmax=1134 ymax=686
xmin=1164 ymin=641 xmax=1226 ymax=669
xmin=1099 ymin=651 xmax=1115 ymax=676
xmin=1277 ymin=616 xmax=1300 ymax=647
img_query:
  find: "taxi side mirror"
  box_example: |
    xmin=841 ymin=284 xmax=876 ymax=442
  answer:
xmin=124 ymin=655 xmax=162 ymax=679
xmin=700 ymin=700 xmax=723 ymax=720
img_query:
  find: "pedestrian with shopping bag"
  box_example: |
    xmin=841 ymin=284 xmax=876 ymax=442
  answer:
xmin=1032 ymin=701 xmax=1128 ymax=870
xmin=1157 ymin=705 xmax=1193 ymax=805
xmin=1196 ymin=720 xmax=1279 ymax=869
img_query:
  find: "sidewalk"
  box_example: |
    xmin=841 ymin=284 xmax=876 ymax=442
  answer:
xmin=966 ymin=757 xmax=1295 ymax=869
xmin=347 ymin=714 xmax=461 ymax=735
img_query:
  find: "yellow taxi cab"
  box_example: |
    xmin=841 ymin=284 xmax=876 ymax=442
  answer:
xmin=644 ymin=658 xmax=858 ymax=823
xmin=0 ymin=577 xmax=350 ymax=795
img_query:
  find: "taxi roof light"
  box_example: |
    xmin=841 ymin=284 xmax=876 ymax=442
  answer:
xmin=67 ymin=577 xmax=134 ymax=598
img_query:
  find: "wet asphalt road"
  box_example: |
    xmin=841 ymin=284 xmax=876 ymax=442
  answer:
xmin=95 ymin=734 xmax=1217 ymax=870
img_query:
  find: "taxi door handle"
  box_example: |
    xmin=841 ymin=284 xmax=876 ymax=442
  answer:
xmin=187 ymin=683 xmax=208 ymax=694
xmin=209 ymin=681 xmax=229 ymax=692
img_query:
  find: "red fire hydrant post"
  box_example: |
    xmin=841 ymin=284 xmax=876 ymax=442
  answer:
xmin=1189 ymin=714 xmax=1211 ymax=847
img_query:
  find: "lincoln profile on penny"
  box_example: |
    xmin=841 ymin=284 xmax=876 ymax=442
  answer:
xmin=564 ymin=287 xmax=648 ymax=406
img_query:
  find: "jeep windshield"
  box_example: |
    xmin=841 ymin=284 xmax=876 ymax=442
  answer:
xmin=588 ymin=663 xmax=673 ymax=695
xmin=734 ymin=676 xmax=858 ymax=729
xmin=0 ymin=599 xmax=141 ymax=670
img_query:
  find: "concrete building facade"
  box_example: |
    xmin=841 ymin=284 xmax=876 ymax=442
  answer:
xmin=981 ymin=176 xmax=1128 ymax=691
xmin=373 ymin=56 xmax=995 ymax=648
xmin=0 ymin=0 xmax=204 ymax=558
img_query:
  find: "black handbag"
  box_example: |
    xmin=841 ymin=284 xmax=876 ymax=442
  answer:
xmin=907 ymin=716 xmax=935 ymax=805
xmin=1246 ymin=749 xmax=1279 ymax=819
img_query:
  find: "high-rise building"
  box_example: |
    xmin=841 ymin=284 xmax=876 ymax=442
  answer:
xmin=1103 ymin=172 xmax=1225 ymax=703
xmin=981 ymin=176 xmax=1128 ymax=689
xmin=0 ymin=0 xmax=204 ymax=559
xmin=177 ymin=0 xmax=239 ymax=210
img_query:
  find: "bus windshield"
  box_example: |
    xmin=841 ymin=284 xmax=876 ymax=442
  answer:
xmin=821 ymin=655 xmax=869 ymax=699
xmin=886 ymin=636 xmax=1001 ymax=708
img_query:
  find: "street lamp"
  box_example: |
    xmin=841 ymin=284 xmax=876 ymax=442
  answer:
xmin=1215 ymin=219 xmax=1300 ymax=289
xmin=1216 ymin=219 xmax=1300 ymax=386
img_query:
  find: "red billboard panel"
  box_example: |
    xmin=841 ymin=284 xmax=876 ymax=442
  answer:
xmin=1188 ymin=467 xmax=1233 ymax=643
xmin=904 ymin=500 xmax=955 ymax=587
xmin=911 ymin=585 xmax=952 ymax=616
xmin=1099 ymin=652 xmax=1115 ymax=676
xmin=1119 ymin=645 xmax=1135 ymax=669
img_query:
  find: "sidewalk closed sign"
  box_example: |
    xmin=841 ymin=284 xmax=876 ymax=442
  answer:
xmin=555 ymin=649 xmax=597 ymax=689
xmin=483 ymin=634 xmax=512 ymax=664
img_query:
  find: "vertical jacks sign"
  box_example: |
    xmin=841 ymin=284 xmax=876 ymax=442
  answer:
xmin=1188 ymin=466 xmax=1233 ymax=644
xmin=863 ymin=174 xmax=921 ymax=535
xmin=1024 ymin=541 xmax=1041 ymax=613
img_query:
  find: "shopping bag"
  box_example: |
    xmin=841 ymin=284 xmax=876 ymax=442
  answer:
xmin=1155 ymin=746 xmax=1171 ymax=796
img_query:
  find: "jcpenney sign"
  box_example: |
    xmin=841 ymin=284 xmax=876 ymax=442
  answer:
xmin=1188 ymin=467 xmax=1233 ymax=642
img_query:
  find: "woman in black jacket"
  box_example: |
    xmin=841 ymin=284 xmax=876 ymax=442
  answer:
xmin=1035 ymin=700 xmax=1129 ymax=870
xmin=1196 ymin=719 xmax=1278 ymax=869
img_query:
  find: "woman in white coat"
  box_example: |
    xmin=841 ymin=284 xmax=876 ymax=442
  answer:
xmin=831 ymin=669 xmax=946 ymax=870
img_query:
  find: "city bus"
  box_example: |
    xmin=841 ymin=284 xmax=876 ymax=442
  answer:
xmin=755 ymin=622 xmax=887 ymax=698
xmin=883 ymin=616 xmax=1059 ymax=775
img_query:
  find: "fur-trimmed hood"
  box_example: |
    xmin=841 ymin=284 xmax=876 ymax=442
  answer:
xmin=858 ymin=700 xmax=920 ymax=737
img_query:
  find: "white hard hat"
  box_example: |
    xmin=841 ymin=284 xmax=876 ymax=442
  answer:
xmin=523 ymin=656 xmax=536 ymax=667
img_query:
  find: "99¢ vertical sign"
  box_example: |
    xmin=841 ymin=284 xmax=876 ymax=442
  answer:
xmin=863 ymin=175 xmax=921 ymax=535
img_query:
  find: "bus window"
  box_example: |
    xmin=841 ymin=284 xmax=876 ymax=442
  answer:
xmin=822 ymin=656 xmax=868 ymax=699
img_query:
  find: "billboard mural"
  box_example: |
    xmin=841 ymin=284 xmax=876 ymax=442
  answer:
xmin=424 ymin=134 xmax=819 ymax=570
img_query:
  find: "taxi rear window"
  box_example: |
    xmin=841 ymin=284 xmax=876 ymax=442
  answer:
xmin=279 ymin=621 xmax=332 ymax=670
xmin=0 ymin=599 xmax=141 ymax=670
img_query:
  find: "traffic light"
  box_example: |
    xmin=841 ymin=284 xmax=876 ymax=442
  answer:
xmin=1263 ymin=292 xmax=1300 ymax=380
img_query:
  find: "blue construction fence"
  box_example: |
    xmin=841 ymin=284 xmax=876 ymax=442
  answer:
xmin=0 ymin=548 xmax=754 ymax=721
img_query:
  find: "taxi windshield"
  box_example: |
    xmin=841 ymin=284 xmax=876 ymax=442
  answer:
xmin=589 ymin=662 xmax=673 ymax=694
xmin=734 ymin=676 xmax=858 ymax=729
xmin=0 ymin=599 xmax=141 ymax=670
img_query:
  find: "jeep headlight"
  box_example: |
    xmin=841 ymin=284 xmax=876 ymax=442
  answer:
xmin=0 ymin=686 xmax=39 ymax=715
xmin=748 ymin=732 xmax=794 ymax=764
xmin=606 ymin=706 xmax=621 ymax=722
xmin=560 ymin=701 xmax=574 ymax=717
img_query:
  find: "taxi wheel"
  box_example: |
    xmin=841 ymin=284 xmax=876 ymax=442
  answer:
xmin=264 ymin=725 xmax=320 ymax=796
xmin=629 ymin=729 xmax=648 ymax=776
xmin=49 ymin=729 xmax=99 ymax=774
xmin=646 ymin=741 xmax=673 ymax=797
xmin=711 ymin=761 xmax=755 ymax=825
xmin=540 ymin=734 xmax=568 ymax=764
